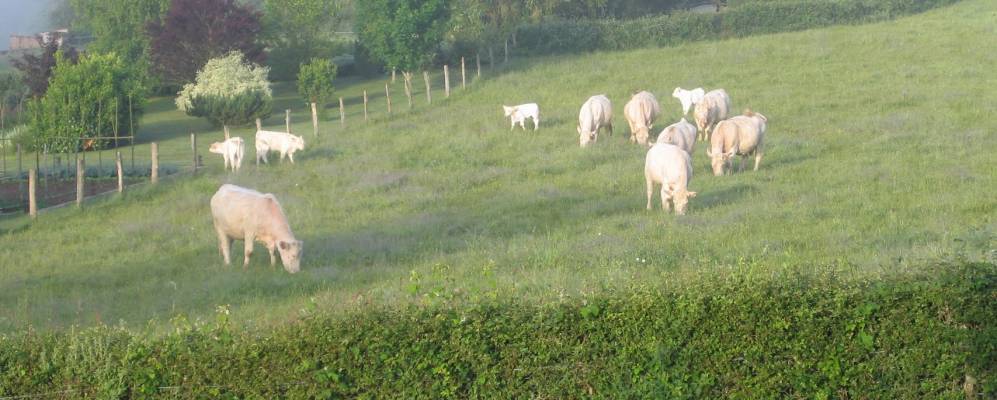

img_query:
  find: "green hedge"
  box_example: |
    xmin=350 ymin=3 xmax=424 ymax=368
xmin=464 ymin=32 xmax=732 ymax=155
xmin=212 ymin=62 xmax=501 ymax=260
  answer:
xmin=514 ymin=0 xmax=961 ymax=55
xmin=1 ymin=262 xmax=994 ymax=398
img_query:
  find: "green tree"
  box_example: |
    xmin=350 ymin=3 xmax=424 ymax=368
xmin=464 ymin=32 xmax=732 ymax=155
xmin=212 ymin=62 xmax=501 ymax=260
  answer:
xmin=70 ymin=0 xmax=170 ymax=87
xmin=356 ymin=0 xmax=450 ymax=107
xmin=297 ymin=58 xmax=337 ymax=135
xmin=176 ymin=52 xmax=273 ymax=139
xmin=263 ymin=0 xmax=351 ymax=80
xmin=27 ymin=52 xmax=147 ymax=153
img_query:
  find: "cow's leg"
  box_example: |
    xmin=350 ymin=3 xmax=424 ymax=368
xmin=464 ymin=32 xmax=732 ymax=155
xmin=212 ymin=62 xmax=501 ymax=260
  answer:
xmin=661 ymin=188 xmax=671 ymax=212
xmin=754 ymin=151 xmax=763 ymax=171
xmin=646 ymin=179 xmax=654 ymax=210
xmin=534 ymin=116 xmax=539 ymax=131
xmin=510 ymin=119 xmax=515 ymax=131
xmin=607 ymin=122 xmax=613 ymax=135
xmin=739 ymin=155 xmax=747 ymax=173
xmin=288 ymin=151 xmax=295 ymax=164
xmin=243 ymin=232 xmax=255 ymax=269
xmin=215 ymin=226 xmax=231 ymax=265
xmin=267 ymin=243 xmax=277 ymax=269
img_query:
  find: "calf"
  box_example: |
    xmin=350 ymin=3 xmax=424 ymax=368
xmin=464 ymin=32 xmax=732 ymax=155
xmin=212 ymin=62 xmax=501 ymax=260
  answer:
xmin=672 ymin=87 xmax=705 ymax=115
xmin=255 ymin=130 xmax=305 ymax=164
xmin=503 ymin=103 xmax=540 ymax=131
xmin=209 ymin=137 xmax=245 ymax=172
xmin=210 ymin=184 xmax=303 ymax=273
xmin=645 ymin=143 xmax=697 ymax=215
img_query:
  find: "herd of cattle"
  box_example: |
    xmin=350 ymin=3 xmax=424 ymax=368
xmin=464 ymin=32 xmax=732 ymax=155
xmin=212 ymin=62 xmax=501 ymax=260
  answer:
xmin=206 ymin=87 xmax=767 ymax=273
xmin=504 ymin=87 xmax=767 ymax=215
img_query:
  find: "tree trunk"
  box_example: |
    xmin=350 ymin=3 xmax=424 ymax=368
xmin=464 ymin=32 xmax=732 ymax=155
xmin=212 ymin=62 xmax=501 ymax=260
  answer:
xmin=402 ymin=72 xmax=413 ymax=109
xmin=311 ymin=102 xmax=318 ymax=137
xmin=223 ymin=125 xmax=230 ymax=140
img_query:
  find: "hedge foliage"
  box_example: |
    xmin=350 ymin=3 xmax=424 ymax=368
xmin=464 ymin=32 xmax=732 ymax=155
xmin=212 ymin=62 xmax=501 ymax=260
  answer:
xmin=0 ymin=261 xmax=993 ymax=398
xmin=514 ymin=0 xmax=962 ymax=55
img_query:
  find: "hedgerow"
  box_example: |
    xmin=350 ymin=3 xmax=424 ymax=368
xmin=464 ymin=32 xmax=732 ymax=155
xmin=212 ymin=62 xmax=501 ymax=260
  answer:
xmin=514 ymin=0 xmax=962 ymax=55
xmin=0 ymin=261 xmax=992 ymax=398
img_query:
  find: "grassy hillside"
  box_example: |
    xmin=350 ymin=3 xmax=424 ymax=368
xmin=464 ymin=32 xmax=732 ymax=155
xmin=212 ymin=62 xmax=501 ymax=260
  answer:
xmin=0 ymin=0 xmax=994 ymax=334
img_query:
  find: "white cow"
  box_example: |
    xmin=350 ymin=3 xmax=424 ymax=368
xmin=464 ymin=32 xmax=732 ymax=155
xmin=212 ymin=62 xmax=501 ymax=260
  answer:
xmin=502 ymin=103 xmax=540 ymax=131
xmin=208 ymin=137 xmax=245 ymax=172
xmin=645 ymin=143 xmax=697 ymax=215
xmin=255 ymin=130 xmax=305 ymax=165
xmin=693 ymin=89 xmax=732 ymax=141
xmin=655 ymin=118 xmax=698 ymax=154
xmin=623 ymin=91 xmax=661 ymax=146
xmin=707 ymin=110 xmax=767 ymax=176
xmin=577 ymin=95 xmax=613 ymax=147
xmin=672 ymin=87 xmax=705 ymax=115
xmin=210 ymin=184 xmax=303 ymax=273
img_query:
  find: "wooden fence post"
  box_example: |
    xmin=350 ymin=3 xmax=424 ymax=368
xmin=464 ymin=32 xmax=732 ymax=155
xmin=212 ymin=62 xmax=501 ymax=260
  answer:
xmin=461 ymin=57 xmax=466 ymax=89
xmin=339 ymin=97 xmax=345 ymax=127
xmin=151 ymin=142 xmax=159 ymax=184
xmin=311 ymin=102 xmax=318 ymax=137
xmin=28 ymin=168 xmax=36 ymax=218
xmin=476 ymin=53 xmax=481 ymax=78
xmin=385 ymin=84 xmax=392 ymax=114
xmin=444 ymin=65 xmax=450 ymax=98
xmin=391 ymin=69 xmax=396 ymax=84
xmin=76 ymin=157 xmax=85 ymax=207
xmin=363 ymin=90 xmax=369 ymax=122
xmin=255 ymin=118 xmax=262 ymax=131
xmin=423 ymin=71 xmax=432 ymax=104
xmin=504 ymin=39 xmax=509 ymax=64
xmin=116 ymin=151 xmax=123 ymax=193
xmin=285 ymin=109 xmax=291 ymax=133
xmin=190 ymin=132 xmax=198 ymax=173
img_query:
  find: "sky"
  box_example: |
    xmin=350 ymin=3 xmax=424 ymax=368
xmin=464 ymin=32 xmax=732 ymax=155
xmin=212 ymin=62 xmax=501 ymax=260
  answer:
xmin=0 ymin=0 xmax=55 ymax=51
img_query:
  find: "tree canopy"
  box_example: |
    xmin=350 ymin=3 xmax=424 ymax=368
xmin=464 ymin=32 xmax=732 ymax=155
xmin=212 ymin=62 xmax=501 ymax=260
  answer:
xmin=11 ymin=40 xmax=80 ymax=99
xmin=355 ymin=0 xmax=451 ymax=73
xmin=297 ymin=58 xmax=337 ymax=106
xmin=176 ymin=52 xmax=272 ymax=136
xmin=148 ymin=0 xmax=266 ymax=87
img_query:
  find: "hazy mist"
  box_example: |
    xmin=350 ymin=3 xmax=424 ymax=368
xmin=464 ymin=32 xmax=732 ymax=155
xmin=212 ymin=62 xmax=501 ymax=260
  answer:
xmin=0 ymin=0 xmax=57 ymax=51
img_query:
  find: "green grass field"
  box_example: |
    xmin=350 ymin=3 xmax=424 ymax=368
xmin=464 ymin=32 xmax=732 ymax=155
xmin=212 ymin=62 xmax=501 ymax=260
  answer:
xmin=0 ymin=0 xmax=994 ymax=333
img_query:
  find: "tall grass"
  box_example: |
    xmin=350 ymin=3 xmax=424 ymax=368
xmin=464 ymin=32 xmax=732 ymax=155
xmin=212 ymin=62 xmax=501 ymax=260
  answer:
xmin=0 ymin=0 xmax=994 ymax=334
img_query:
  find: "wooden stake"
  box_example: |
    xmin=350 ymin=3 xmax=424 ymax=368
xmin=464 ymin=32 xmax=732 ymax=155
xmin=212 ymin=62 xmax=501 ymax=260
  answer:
xmin=461 ymin=57 xmax=466 ymax=89
xmin=385 ymin=84 xmax=392 ymax=114
xmin=255 ymin=118 xmax=262 ymax=131
xmin=391 ymin=69 xmax=396 ymax=83
xmin=116 ymin=151 xmax=123 ymax=193
xmin=423 ymin=71 xmax=432 ymax=104
xmin=76 ymin=157 xmax=85 ymax=207
xmin=403 ymin=72 xmax=413 ymax=109
xmin=285 ymin=109 xmax=291 ymax=133
xmin=311 ymin=102 xmax=318 ymax=137
xmin=476 ymin=53 xmax=481 ymax=78
xmin=223 ymin=125 xmax=230 ymax=140
xmin=363 ymin=90 xmax=368 ymax=122
xmin=190 ymin=132 xmax=198 ymax=173
xmin=339 ymin=97 xmax=345 ymax=127
xmin=504 ymin=39 xmax=509 ymax=64
xmin=28 ymin=168 xmax=36 ymax=218
xmin=444 ymin=65 xmax=450 ymax=98
xmin=151 ymin=142 xmax=159 ymax=184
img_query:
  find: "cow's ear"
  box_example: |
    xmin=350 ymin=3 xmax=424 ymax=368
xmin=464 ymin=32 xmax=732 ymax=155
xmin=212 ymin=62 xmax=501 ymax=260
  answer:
xmin=687 ymin=191 xmax=697 ymax=198
xmin=279 ymin=241 xmax=289 ymax=250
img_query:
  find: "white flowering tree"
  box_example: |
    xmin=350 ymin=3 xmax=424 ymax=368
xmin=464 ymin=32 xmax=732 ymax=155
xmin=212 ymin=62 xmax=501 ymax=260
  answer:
xmin=176 ymin=51 xmax=272 ymax=139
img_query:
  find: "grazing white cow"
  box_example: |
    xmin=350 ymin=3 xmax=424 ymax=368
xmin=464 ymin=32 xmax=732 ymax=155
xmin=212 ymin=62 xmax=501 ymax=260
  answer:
xmin=693 ymin=89 xmax=732 ymax=141
xmin=577 ymin=95 xmax=613 ymax=147
xmin=707 ymin=110 xmax=767 ymax=176
xmin=623 ymin=91 xmax=661 ymax=146
xmin=210 ymin=184 xmax=303 ymax=273
xmin=502 ymin=103 xmax=540 ymax=131
xmin=655 ymin=118 xmax=698 ymax=154
xmin=209 ymin=137 xmax=245 ymax=172
xmin=255 ymin=130 xmax=305 ymax=165
xmin=645 ymin=143 xmax=697 ymax=215
xmin=672 ymin=87 xmax=705 ymax=115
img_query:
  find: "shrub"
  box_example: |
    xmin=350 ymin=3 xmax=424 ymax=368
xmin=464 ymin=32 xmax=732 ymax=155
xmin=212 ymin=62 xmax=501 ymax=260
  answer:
xmin=26 ymin=52 xmax=146 ymax=153
xmin=0 ymin=262 xmax=993 ymax=398
xmin=175 ymin=51 xmax=272 ymax=138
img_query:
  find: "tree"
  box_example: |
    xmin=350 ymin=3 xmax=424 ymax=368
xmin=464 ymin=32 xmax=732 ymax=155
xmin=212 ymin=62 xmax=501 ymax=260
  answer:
xmin=176 ymin=52 xmax=272 ymax=139
xmin=11 ymin=39 xmax=80 ymax=99
xmin=297 ymin=58 xmax=337 ymax=136
xmin=356 ymin=0 xmax=450 ymax=107
xmin=70 ymin=0 xmax=169 ymax=86
xmin=27 ymin=52 xmax=147 ymax=153
xmin=148 ymin=0 xmax=266 ymax=88
xmin=263 ymin=0 xmax=350 ymax=80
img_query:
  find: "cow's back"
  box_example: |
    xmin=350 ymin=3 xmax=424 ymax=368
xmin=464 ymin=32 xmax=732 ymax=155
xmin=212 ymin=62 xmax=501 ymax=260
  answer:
xmin=211 ymin=184 xmax=272 ymax=238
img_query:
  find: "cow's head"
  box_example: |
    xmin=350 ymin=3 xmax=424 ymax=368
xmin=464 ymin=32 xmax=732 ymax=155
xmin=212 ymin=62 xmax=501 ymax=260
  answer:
xmin=707 ymin=146 xmax=736 ymax=176
xmin=670 ymin=185 xmax=697 ymax=215
xmin=502 ymin=105 xmax=515 ymax=117
xmin=292 ymin=135 xmax=305 ymax=151
xmin=578 ymin=126 xmax=596 ymax=147
xmin=277 ymin=240 xmax=303 ymax=274
xmin=208 ymin=142 xmax=225 ymax=155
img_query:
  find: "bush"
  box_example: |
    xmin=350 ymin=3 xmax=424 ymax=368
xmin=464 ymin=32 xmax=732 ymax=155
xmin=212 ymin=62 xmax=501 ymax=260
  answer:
xmin=512 ymin=0 xmax=960 ymax=55
xmin=0 ymin=262 xmax=993 ymax=398
xmin=26 ymin=52 xmax=145 ymax=153
xmin=176 ymin=51 xmax=272 ymax=137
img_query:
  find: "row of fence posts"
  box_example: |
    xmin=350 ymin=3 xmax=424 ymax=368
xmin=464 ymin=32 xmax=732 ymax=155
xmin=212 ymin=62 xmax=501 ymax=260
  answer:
xmin=26 ymin=143 xmax=161 ymax=219
xmin=22 ymin=55 xmax=484 ymax=218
